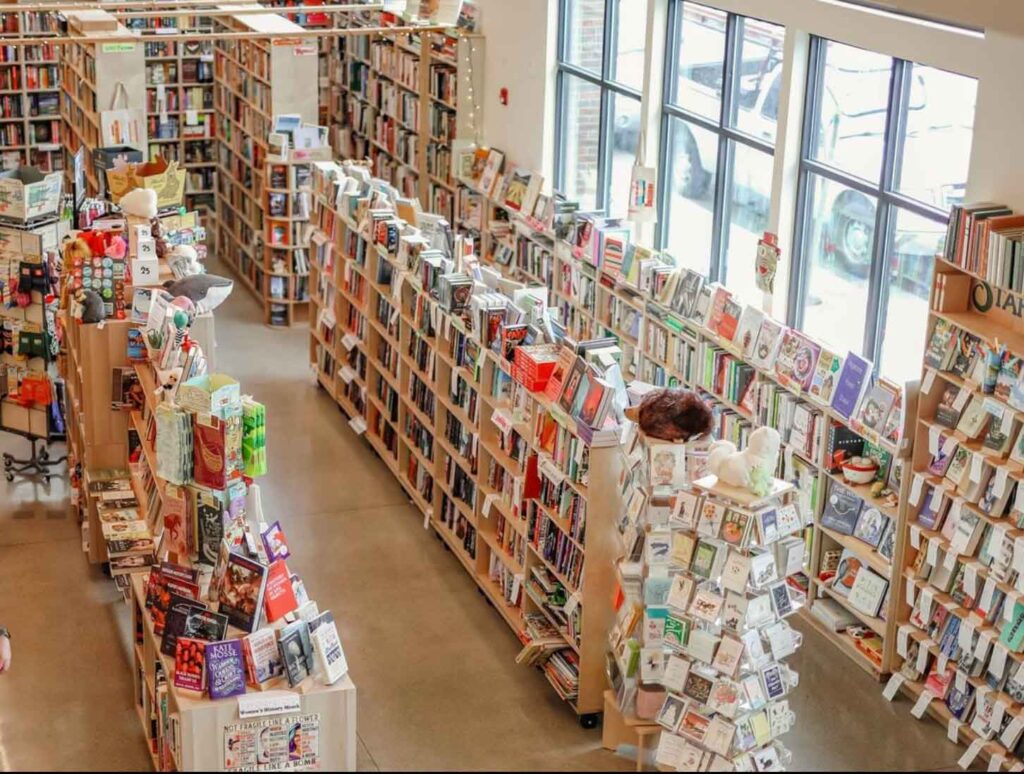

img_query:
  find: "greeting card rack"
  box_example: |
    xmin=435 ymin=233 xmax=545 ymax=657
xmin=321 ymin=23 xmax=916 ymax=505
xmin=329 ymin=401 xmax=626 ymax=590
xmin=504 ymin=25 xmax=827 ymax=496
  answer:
xmin=887 ymin=251 xmax=1024 ymax=769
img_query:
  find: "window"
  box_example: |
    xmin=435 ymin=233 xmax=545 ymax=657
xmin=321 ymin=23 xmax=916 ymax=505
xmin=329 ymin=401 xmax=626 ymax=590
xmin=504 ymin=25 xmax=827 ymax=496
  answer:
xmin=790 ymin=38 xmax=977 ymax=384
xmin=555 ymin=0 xmax=647 ymax=215
xmin=659 ymin=2 xmax=784 ymax=305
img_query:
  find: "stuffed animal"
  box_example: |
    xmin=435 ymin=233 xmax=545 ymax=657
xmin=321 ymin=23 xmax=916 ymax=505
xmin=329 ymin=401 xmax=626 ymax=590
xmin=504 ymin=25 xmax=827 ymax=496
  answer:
xmin=105 ymin=234 xmax=128 ymax=261
xmin=150 ymin=218 xmax=169 ymax=259
xmin=707 ymin=426 xmax=781 ymax=496
xmin=74 ymin=288 xmax=105 ymax=324
xmin=168 ymin=244 xmax=203 ymax=277
xmin=163 ymin=275 xmax=233 ymax=314
xmin=65 ymin=236 xmax=93 ymax=262
xmin=623 ymin=388 xmax=713 ymax=442
xmin=119 ymin=188 xmax=158 ymax=220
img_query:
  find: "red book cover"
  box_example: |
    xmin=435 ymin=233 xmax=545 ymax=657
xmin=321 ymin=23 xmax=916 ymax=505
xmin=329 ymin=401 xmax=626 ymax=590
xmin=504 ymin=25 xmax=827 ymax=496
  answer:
xmin=523 ymin=454 xmax=541 ymax=499
xmin=193 ymin=413 xmax=227 ymax=490
xmin=263 ymin=559 xmax=299 ymax=622
xmin=174 ymin=638 xmax=207 ymax=692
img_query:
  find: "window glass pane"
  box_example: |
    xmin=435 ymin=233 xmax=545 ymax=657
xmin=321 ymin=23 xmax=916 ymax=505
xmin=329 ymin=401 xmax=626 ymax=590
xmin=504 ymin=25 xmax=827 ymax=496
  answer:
xmin=563 ymin=0 xmax=605 ymax=74
xmin=878 ymin=208 xmax=945 ymax=382
xmin=608 ymin=94 xmax=642 ymax=217
xmin=612 ymin=0 xmax=647 ymax=91
xmin=721 ymin=142 xmax=772 ymax=303
xmin=671 ymin=2 xmax=727 ymax=121
xmin=895 ymin=64 xmax=976 ymax=212
xmin=799 ymin=174 xmax=875 ymax=357
xmin=664 ymin=117 xmax=718 ymax=275
xmin=811 ymin=40 xmax=892 ymax=183
xmin=729 ymin=16 xmax=785 ymax=144
xmin=559 ymin=74 xmax=602 ymax=209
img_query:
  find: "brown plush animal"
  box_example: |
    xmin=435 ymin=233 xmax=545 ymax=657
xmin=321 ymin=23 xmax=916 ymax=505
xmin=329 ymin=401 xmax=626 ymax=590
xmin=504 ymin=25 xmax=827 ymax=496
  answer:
xmin=151 ymin=217 xmax=169 ymax=260
xmin=624 ymin=388 xmax=714 ymax=442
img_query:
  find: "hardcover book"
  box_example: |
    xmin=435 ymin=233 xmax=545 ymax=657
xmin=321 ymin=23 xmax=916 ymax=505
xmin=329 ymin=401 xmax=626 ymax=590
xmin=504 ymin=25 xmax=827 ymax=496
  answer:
xmin=774 ymin=330 xmax=821 ymax=392
xmin=243 ymin=628 xmax=284 ymax=685
xmin=260 ymin=520 xmax=291 ymax=563
xmin=309 ymin=610 xmax=349 ymax=684
xmin=263 ymin=559 xmax=299 ymax=622
xmin=830 ymin=352 xmax=872 ymax=420
xmin=217 ymin=552 xmax=269 ymax=632
xmin=278 ymin=619 xmax=315 ymax=687
xmin=160 ymin=595 xmax=208 ymax=657
xmin=820 ymin=483 xmax=864 ymax=536
xmin=847 ymin=569 xmax=888 ymax=617
xmin=934 ymin=385 xmax=964 ymax=428
xmin=206 ymin=639 xmax=247 ymax=700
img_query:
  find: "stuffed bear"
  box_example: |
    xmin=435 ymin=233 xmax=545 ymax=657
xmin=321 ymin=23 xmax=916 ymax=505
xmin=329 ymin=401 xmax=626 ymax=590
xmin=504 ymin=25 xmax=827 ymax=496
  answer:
xmin=624 ymin=388 xmax=713 ymax=442
xmin=708 ymin=426 xmax=781 ymax=496
xmin=168 ymin=244 xmax=203 ymax=277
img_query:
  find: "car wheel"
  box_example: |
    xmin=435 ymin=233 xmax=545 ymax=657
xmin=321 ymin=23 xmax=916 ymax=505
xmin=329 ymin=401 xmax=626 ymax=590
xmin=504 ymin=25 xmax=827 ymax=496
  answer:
xmin=674 ymin=144 xmax=708 ymax=199
xmin=828 ymin=191 xmax=875 ymax=277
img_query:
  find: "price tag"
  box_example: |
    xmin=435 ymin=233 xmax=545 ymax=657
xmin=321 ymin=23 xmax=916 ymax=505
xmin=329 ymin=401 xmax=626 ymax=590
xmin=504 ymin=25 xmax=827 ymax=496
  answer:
xmin=482 ymin=493 xmax=497 ymax=519
xmin=883 ymin=673 xmax=905 ymax=701
xmin=943 ymin=436 xmax=959 ymax=456
xmin=897 ymin=624 xmax=913 ymax=659
xmin=971 ymin=453 xmax=985 ymax=484
xmin=990 ymin=644 xmax=1009 ymax=679
xmin=347 ymin=416 xmax=366 ymax=435
xmin=906 ymin=577 xmax=918 ymax=605
xmin=931 ymin=487 xmax=946 ymax=514
xmin=958 ymin=738 xmax=985 ymax=770
xmin=927 ymin=538 xmax=940 ymax=567
xmin=917 ymin=640 xmax=932 ymax=674
xmin=959 ymin=618 xmax=976 ymax=652
xmin=980 ymin=578 xmax=998 ymax=616
xmin=948 ymin=717 xmax=963 ymax=743
xmin=995 ymin=467 xmax=1010 ymax=497
xmin=1001 ymin=715 xmax=1024 ymax=747
xmin=911 ymin=474 xmax=925 ymax=506
xmin=922 ymin=369 xmax=937 ymax=395
xmin=929 ymin=426 xmax=941 ymax=457
xmin=952 ymin=386 xmax=972 ymax=411
xmin=910 ymin=526 xmax=922 ymax=550
xmin=955 ymin=669 xmax=968 ymax=693
xmin=964 ymin=564 xmax=979 ymax=597
xmin=341 ymin=333 xmax=360 ymax=350
xmin=910 ymin=689 xmax=934 ymax=719
xmin=131 ymin=257 xmax=160 ymax=287
xmin=992 ymin=700 xmax=1007 ymax=730
xmin=975 ymin=628 xmax=995 ymax=660
xmin=989 ymin=754 xmax=1006 ymax=773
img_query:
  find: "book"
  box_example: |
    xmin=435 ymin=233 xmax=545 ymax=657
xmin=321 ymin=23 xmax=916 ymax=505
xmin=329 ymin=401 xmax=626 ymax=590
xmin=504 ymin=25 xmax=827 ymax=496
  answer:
xmin=217 ymin=552 xmax=269 ymax=632
xmin=733 ymin=306 xmax=764 ymax=359
xmin=820 ymin=482 xmax=863 ymax=536
xmin=243 ymin=628 xmax=284 ymax=685
xmin=309 ymin=610 xmax=349 ymax=684
xmin=847 ymin=569 xmax=888 ymax=617
xmin=923 ymin=318 xmax=958 ymax=370
xmin=852 ymin=507 xmax=886 ymax=548
xmin=173 ymin=638 xmax=207 ymax=692
xmin=831 ymin=550 xmax=862 ymax=598
xmin=182 ymin=607 xmax=229 ymax=643
xmin=934 ymin=384 xmax=964 ymax=428
xmin=278 ymin=619 xmax=315 ymax=687
xmin=830 ymin=352 xmax=872 ymax=420
xmin=774 ymin=330 xmax=820 ymax=392
xmin=749 ymin=319 xmax=785 ymax=371
xmin=260 ymin=521 xmax=290 ymax=563
xmin=206 ymin=639 xmax=247 ymax=700
xmin=854 ymin=381 xmax=896 ymax=433
xmin=263 ymin=559 xmax=299 ymax=622
xmin=160 ymin=595 xmax=208 ymax=657
xmin=956 ymin=397 xmax=991 ymax=439
xmin=808 ymin=349 xmax=842 ymax=406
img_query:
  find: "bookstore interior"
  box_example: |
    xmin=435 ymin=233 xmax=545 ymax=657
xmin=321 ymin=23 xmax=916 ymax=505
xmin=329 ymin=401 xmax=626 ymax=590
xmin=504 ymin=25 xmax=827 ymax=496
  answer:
xmin=5 ymin=0 xmax=1024 ymax=771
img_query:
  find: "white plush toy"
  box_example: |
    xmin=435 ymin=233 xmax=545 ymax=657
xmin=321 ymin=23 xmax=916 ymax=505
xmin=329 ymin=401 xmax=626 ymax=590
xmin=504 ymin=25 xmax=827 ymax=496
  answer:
xmin=119 ymin=187 xmax=158 ymax=220
xmin=707 ymin=426 xmax=781 ymax=496
xmin=169 ymin=244 xmax=204 ymax=277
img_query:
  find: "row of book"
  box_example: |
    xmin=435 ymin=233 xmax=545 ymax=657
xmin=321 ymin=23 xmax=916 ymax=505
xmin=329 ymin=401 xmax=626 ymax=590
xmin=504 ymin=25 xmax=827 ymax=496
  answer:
xmin=945 ymin=202 xmax=1024 ymax=292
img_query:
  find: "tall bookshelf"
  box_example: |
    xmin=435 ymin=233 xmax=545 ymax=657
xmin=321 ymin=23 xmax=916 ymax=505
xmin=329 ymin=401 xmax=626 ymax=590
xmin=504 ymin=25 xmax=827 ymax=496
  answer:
xmin=889 ymin=247 xmax=1024 ymax=767
xmin=212 ymin=8 xmax=318 ymax=320
xmin=325 ymin=8 xmax=484 ymax=223
xmin=128 ymin=10 xmax=218 ymax=220
xmin=449 ymin=165 xmax=921 ymax=680
xmin=307 ymin=161 xmax=623 ymax=723
xmin=264 ymin=156 xmax=312 ymax=326
xmin=59 ymin=10 xmax=147 ymax=199
xmin=0 ymin=2 xmax=62 ymax=173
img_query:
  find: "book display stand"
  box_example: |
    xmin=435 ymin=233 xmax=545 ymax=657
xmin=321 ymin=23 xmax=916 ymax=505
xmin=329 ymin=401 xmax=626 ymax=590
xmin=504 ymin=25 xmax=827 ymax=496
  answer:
xmin=885 ymin=238 xmax=1024 ymax=768
xmin=306 ymin=158 xmax=625 ymax=724
xmin=448 ymin=153 xmax=916 ymax=679
xmin=0 ymin=2 xmax=62 ymax=173
xmin=607 ymin=419 xmax=803 ymax=770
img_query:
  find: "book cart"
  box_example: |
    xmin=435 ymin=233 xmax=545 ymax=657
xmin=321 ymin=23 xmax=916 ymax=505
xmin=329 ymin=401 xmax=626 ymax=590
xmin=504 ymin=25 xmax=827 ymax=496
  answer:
xmin=323 ymin=5 xmax=484 ymax=223
xmin=306 ymin=160 xmax=625 ymax=724
xmin=449 ymin=159 xmax=917 ymax=681
xmin=0 ymin=1 xmax=63 ymax=173
xmin=212 ymin=7 xmax=318 ymax=324
xmin=885 ymin=244 xmax=1024 ymax=769
xmin=59 ymin=9 xmax=147 ymax=198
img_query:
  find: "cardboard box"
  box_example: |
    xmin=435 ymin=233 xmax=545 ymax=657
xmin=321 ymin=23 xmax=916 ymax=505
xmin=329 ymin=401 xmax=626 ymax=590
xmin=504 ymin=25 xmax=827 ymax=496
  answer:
xmin=105 ymin=156 xmax=186 ymax=208
xmin=66 ymin=10 xmax=119 ymax=33
xmin=0 ymin=167 xmax=62 ymax=222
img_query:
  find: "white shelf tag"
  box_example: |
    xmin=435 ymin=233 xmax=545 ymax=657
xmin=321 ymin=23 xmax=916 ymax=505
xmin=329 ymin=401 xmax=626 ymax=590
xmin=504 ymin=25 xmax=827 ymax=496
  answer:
xmin=882 ymin=673 xmax=905 ymax=701
xmin=948 ymin=717 xmax=962 ymax=743
xmin=910 ymin=689 xmax=934 ymax=719
xmin=958 ymin=738 xmax=985 ymax=770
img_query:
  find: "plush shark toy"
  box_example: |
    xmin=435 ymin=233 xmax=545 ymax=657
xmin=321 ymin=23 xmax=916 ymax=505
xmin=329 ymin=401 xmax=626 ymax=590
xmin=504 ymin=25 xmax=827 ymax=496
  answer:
xmin=163 ymin=275 xmax=233 ymax=314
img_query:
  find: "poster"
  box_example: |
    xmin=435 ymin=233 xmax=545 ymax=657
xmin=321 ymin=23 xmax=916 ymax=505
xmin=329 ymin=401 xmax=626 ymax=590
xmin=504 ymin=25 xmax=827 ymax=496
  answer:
xmin=224 ymin=713 xmax=320 ymax=771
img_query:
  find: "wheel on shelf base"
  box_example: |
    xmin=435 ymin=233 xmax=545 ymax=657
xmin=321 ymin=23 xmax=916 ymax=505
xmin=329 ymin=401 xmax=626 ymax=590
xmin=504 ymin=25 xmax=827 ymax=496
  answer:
xmin=579 ymin=713 xmax=600 ymax=730
xmin=4 ymin=472 xmax=12 ymax=482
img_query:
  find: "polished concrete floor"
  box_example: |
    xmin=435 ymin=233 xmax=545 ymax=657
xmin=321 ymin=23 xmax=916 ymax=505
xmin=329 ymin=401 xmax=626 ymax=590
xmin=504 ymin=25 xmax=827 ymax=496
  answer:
xmin=0 ymin=261 xmax=970 ymax=770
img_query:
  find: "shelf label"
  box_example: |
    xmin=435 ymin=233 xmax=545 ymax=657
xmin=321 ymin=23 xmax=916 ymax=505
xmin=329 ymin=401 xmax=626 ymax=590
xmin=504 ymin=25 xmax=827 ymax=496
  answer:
xmin=131 ymin=257 xmax=159 ymax=287
xmin=482 ymin=493 xmax=496 ymax=519
xmin=959 ymin=618 xmax=976 ymax=652
xmin=928 ymin=426 xmax=940 ymax=456
xmin=910 ymin=474 xmax=925 ymax=506
xmin=347 ymin=416 xmax=366 ymax=436
xmin=237 ymin=691 xmax=302 ymax=719
xmin=990 ymin=643 xmax=1009 ymax=679
xmin=101 ymin=42 xmax=137 ymax=53
xmin=963 ymin=564 xmax=978 ymax=597
xmin=896 ymin=624 xmax=912 ymax=659
xmin=958 ymin=738 xmax=985 ymax=769
xmin=922 ymin=369 xmax=936 ymax=395
xmin=882 ymin=672 xmax=905 ymax=701
xmin=910 ymin=689 xmax=934 ymax=719
xmin=916 ymin=641 xmax=931 ymax=674
xmin=339 ymin=365 xmax=356 ymax=384
xmin=969 ymin=452 xmax=984 ymax=483
xmin=953 ymin=386 xmax=972 ymax=412
xmin=947 ymin=718 xmax=962 ymax=743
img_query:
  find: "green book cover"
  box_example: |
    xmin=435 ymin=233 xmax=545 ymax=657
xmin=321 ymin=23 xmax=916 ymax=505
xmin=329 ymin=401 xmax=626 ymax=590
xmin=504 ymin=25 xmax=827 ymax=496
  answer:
xmin=1001 ymin=601 xmax=1024 ymax=652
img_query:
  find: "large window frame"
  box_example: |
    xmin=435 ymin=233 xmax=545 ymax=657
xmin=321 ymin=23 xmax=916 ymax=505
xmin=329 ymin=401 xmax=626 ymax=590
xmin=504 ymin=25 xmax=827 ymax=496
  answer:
xmin=554 ymin=0 xmax=645 ymax=214
xmin=787 ymin=36 xmax=965 ymax=366
xmin=656 ymin=1 xmax=779 ymax=284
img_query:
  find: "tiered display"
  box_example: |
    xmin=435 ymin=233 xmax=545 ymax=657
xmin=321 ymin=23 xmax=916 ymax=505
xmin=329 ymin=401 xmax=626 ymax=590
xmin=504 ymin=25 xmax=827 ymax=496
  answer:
xmin=0 ymin=3 xmax=62 ymax=172
xmin=608 ymin=419 xmax=803 ymax=769
xmin=212 ymin=9 xmax=318 ymax=321
xmin=886 ymin=221 xmax=1024 ymax=768
xmin=307 ymin=158 xmax=625 ymax=722
xmin=325 ymin=7 xmax=483 ymax=222
xmin=451 ymin=146 xmax=915 ymax=678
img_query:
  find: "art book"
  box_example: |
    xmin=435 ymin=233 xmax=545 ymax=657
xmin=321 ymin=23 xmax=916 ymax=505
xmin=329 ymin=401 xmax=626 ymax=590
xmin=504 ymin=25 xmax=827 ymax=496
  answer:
xmin=206 ymin=639 xmax=247 ymax=700
xmin=820 ymin=482 xmax=863 ymax=536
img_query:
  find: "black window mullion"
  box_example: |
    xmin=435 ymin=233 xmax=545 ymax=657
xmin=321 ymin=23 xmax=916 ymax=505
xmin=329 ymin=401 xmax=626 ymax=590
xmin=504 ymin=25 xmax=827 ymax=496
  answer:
xmin=596 ymin=86 xmax=614 ymax=213
xmin=656 ymin=0 xmax=683 ymax=250
xmin=712 ymin=13 xmax=741 ymax=282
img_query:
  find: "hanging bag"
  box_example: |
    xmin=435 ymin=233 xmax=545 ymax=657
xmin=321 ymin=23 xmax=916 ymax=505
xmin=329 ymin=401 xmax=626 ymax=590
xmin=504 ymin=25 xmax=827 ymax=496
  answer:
xmin=100 ymin=82 xmax=145 ymax=152
xmin=628 ymin=124 xmax=658 ymax=224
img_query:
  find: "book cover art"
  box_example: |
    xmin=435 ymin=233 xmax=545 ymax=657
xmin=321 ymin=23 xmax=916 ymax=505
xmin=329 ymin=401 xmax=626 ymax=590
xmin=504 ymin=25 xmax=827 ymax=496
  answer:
xmin=831 ymin=352 xmax=872 ymax=420
xmin=264 ymin=559 xmax=299 ymax=622
xmin=193 ymin=413 xmax=227 ymax=490
xmin=749 ymin=319 xmax=785 ymax=370
xmin=260 ymin=521 xmax=290 ymax=563
xmin=934 ymin=384 xmax=963 ymax=428
xmin=194 ymin=489 xmax=224 ymax=567
xmin=808 ymin=349 xmax=842 ymax=405
xmin=173 ymin=638 xmax=206 ymax=692
xmin=773 ymin=330 xmax=821 ymax=392
xmin=309 ymin=610 xmax=348 ymax=684
xmin=278 ymin=620 xmax=315 ymax=687
xmin=830 ymin=550 xmax=862 ymax=598
xmin=848 ymin=569 xmax=888 ymax=617
xmin=854 ymin=382 xmax=896 ymax=433
xmin=218 ymin=552 xmax=269 ymax=633
xmin=923 ymin=318 xmax=957 ymax=370
xmin=206 ymin=639 xmax=247 ymax=700
xmin=160 ymin=595 xmax=208 ymax=657
xmin=852 ymin=507 xmax=886 ymax=548
xmin=820 ymin=482 xmax=864 ymax=536
xmin=243 ymin=628 xmax=284 ymax=685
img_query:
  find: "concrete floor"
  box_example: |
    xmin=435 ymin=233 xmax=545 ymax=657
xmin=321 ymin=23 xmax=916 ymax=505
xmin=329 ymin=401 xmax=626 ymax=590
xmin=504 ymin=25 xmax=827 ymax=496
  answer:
xmin=0 ymin=260 xmax=971 ymax=770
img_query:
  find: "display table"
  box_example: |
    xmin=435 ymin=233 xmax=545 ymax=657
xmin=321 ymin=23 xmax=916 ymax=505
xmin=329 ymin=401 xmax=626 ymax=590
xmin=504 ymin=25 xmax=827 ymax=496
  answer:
xmin=129 ymin=575 xmax=357 ymax=771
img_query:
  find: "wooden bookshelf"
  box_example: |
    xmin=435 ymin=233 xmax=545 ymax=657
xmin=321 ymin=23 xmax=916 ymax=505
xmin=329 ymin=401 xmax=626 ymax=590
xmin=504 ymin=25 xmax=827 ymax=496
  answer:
xmin=449 ymin=174 xmax=918 ymax=679
xmin=129 ymin=10 xmax=218 ymax=221
xmin=0 ymin=2 xmax=62 ymax=173
xmin=59 ymin=9 xmax=147 ymax=199
xmin=212 ymin=8 xmax=317 ymax=322
xmin=306 ymin=161 xmax=623 ymax=723
xmin=889 ymin=253 xmax=1024 ymax=767
xmin=324 ymin=7 xmax=483 ymax=223
xmin=264 ymin=156 xmax=312 ymax=326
